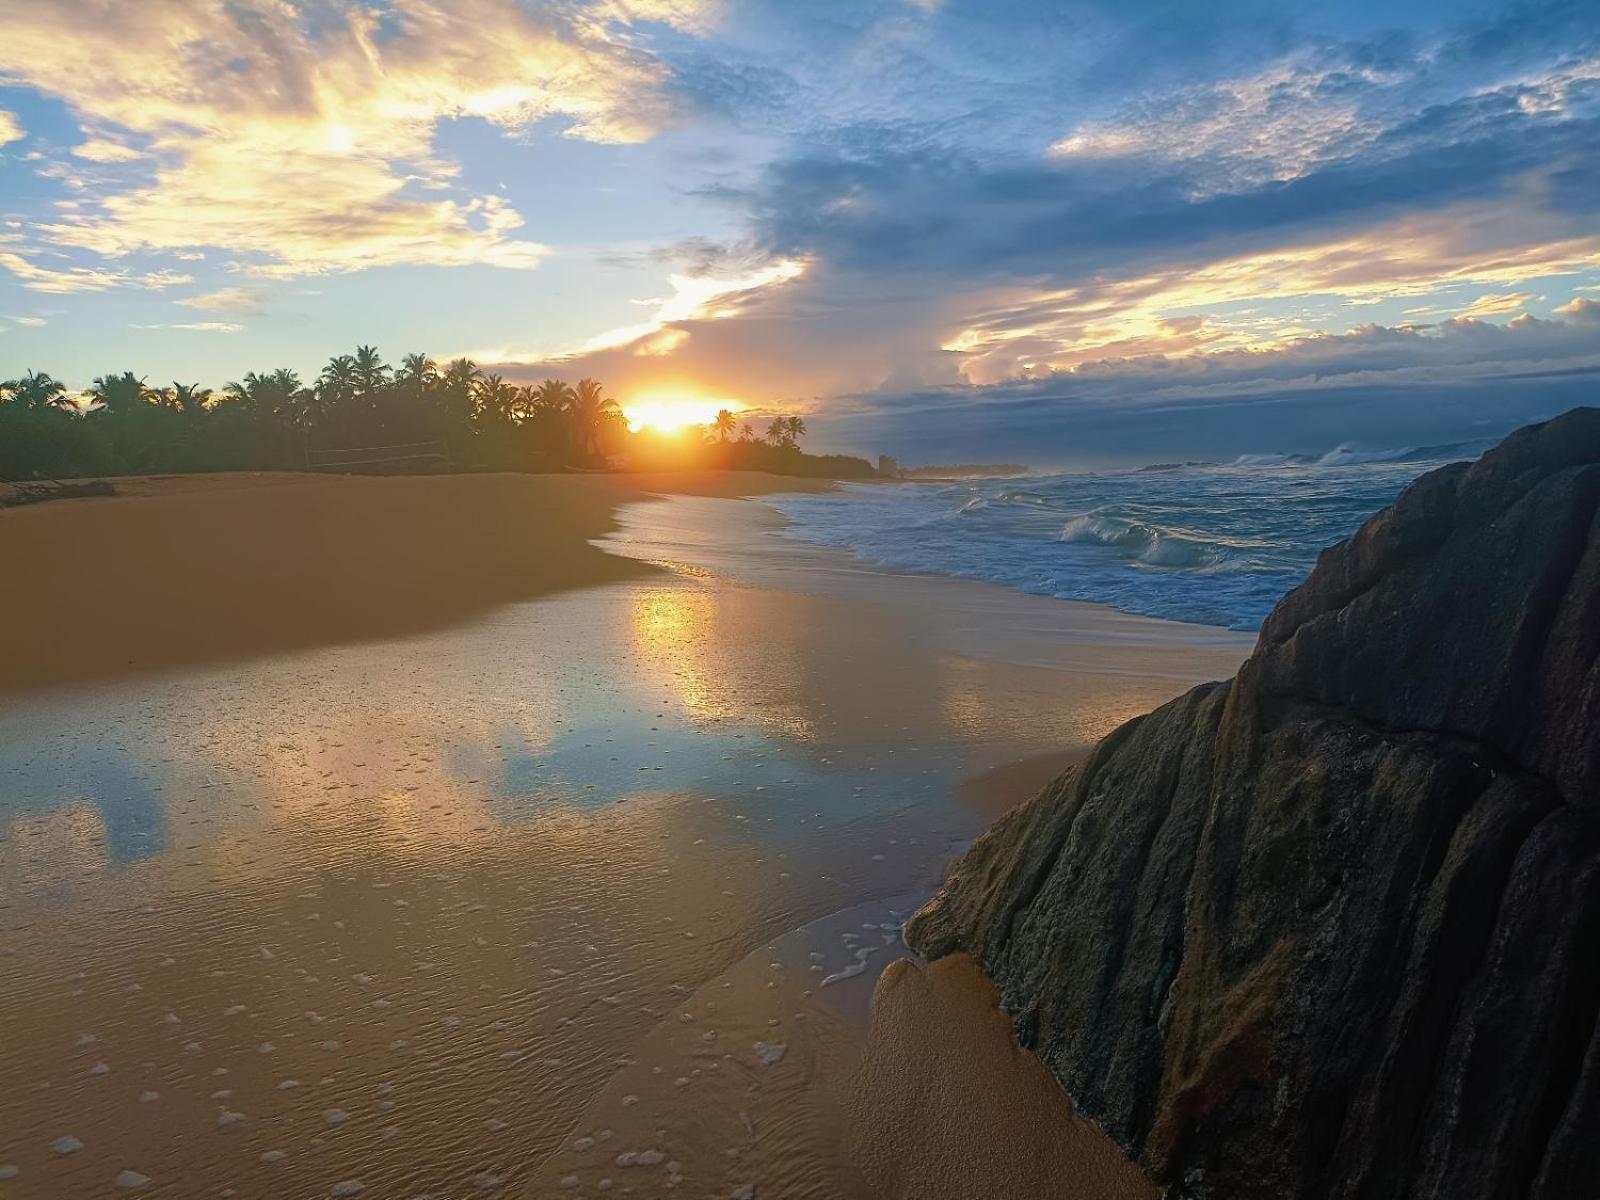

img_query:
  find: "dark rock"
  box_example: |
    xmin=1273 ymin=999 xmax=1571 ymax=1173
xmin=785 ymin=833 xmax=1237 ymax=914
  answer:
xmin=906 ymin=408 xmax=1600 ymax=1200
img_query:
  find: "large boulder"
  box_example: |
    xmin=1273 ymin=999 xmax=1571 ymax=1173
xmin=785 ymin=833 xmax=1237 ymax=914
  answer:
xmin=906 ymin=407 xmax=1600 ymax=1200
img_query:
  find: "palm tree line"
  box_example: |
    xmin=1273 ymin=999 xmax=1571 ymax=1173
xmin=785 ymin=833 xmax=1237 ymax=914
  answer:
xmin=0 ymin=348 xmax=841 ymax=482
xmin=0 ymin=348 xmax=674 ymax=479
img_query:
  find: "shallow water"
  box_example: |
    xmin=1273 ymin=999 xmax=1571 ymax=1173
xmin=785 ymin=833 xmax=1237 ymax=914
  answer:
xmin=0 ymin=495 xmax=1248 ymax=1198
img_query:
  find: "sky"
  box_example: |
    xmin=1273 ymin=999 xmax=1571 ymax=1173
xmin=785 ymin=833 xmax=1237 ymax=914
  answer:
xmin=0 ymin=0 xmax=1596 ymax=465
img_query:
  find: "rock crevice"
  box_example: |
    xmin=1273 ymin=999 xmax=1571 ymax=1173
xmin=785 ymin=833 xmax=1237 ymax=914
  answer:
xmin=907 ymin=408 xmax=1600 ymax=1200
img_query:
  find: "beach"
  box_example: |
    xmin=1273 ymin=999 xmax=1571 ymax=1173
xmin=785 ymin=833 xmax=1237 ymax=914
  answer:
xmin=0 ymin=471 xmax=1252 ymax=1197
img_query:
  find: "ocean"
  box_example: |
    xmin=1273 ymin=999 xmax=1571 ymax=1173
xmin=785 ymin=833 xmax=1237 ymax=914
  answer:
xmin=764 ymin=440 xmax=1493 ymax=632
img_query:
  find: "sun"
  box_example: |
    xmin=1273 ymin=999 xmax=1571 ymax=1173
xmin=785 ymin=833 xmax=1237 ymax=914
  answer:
xmin=621 ymin=392 xmax=740 ymax=435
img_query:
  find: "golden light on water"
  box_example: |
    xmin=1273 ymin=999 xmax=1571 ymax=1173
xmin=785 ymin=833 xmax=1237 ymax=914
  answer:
xmin=621 ymin=391 xmax=741 ymax=434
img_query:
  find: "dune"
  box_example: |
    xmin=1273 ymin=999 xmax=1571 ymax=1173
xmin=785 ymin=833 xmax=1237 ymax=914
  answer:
xmin=0 ymin=469 xmax=831 ymax=695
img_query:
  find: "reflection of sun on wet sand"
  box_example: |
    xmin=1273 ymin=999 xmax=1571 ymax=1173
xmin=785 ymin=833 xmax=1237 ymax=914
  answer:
xmin=0 ymin=469 xmax=832 ymax=696
xmin=0 ymin=475 xmax=1251 ymax=1198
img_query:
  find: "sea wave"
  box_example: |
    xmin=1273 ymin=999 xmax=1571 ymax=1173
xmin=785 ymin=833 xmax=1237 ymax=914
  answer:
xmin=767 ymin=440 xmax=1488 ymax=630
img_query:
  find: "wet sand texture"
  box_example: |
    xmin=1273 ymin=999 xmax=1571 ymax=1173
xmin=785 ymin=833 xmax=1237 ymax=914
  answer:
xmin=0 ymin=469 xmax=829 ymax=695
xmin=847 ymin=954 xmax=1157 ymax=1200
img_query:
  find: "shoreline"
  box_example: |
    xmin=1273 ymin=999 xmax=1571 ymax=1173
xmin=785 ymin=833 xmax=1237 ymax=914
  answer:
xmin=0 ymin=470 xmax=1251 ymax=1198
xmin=0 ymin=469 xmax=833 ymax=696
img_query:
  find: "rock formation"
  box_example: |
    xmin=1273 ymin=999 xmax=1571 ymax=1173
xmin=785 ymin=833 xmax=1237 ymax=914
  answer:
xmin=906 ymin=407 xmax=1600 ymax=1200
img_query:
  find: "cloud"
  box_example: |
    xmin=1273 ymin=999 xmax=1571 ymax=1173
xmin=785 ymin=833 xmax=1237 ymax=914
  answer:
xmin=71 ymin=138 xmax=144 ymax=163
xmin=0 ymin=0 xmax=713 ymax=280
xmin=813 ymin=304 xmax=1600 ymax=465
xmin=9 ymin=315 xmax=48 ymax=327
xmin=130 ymin=321 xmax=243 ymax=333
xmin=0 ymin=237 xmax=193 ymax=293
xmin=1459 ymin=291 xmax=1535 ymax=318
xmin=176 ymin=287 xmax=266 ymax=315
xmin=0 ymin=109 xmax=22 ymax=146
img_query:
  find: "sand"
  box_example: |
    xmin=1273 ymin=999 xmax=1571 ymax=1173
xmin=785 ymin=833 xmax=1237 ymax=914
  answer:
xmin=0 ymin=469 xmax=830 ymax=695
xmin=0 ymin=472 xmax=1251 ymax=1198
xmin=847 ymin=954 xmax=1158 ymax=1200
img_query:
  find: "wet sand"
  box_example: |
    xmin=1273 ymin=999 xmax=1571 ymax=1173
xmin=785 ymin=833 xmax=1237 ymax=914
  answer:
xmin=0 ymin=470 xmax=831 ymax=696
xmin=0 ymin=478 xmax=1252 ymax=1198
xmin=848 ymin=954 xmax=1157 ymax=1200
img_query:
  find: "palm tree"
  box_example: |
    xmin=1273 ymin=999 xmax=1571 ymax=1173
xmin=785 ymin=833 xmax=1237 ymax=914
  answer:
xmin=169 ymin=382 xmax=212 ymax=417
xmin=397 ymin=352 xmax=436 ymax=391
xmin=566 ymin=378 xmax=620 ymax=461
xmin=474 ymin=373 xmax=516 ymax=423
xmin=89 ymin=371 xmax=153 ymax=414
xmin=739 ymin=422 xmax=755 ymax=443
xmin=785 ymin=414 xmax=806 ymax=444
xmin=713 ymin=409 xmax=736 ymax=442
xmin=442 ymin=358 xmax=480 ymax=395
xmin=352 ymin=344 xmax=389 ymax=400
xmin=532 ymin=378 xmax=574 ymax=413
xmin=766 ymin=417 xmax=789 ymax=447
xmin=318 ymin=354 xmax=358 ymax=407
xmin=2 ymin=369 xmax=70 ymax=410
xmin=224 ymin=369 xmax=307 ymax=423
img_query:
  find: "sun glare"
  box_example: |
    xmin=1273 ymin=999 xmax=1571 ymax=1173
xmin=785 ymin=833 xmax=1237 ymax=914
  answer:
xmin=621 ymin=393 xmax=739 ymax=435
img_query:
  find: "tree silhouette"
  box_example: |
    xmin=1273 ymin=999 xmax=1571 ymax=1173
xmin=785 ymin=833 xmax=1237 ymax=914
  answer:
xmin=89 ymin=372 xmax=153 ymax=414
xmin=167 ymin=383 xmax=213 ymax=417
xmin=567 ymin=378 xmax=620 ymax=461
xmin=0 ymin=344 xmax=873 ymax=481
xmin=2 ymin=370 xmax=71 ymax=410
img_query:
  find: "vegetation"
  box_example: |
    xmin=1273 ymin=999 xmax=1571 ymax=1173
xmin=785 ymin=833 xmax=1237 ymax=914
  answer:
xmin=0 ymin=348 xmax=874 ymax=482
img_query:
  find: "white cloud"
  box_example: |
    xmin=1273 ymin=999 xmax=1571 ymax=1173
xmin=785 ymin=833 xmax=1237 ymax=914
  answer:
xmin=176 ymin=286 xmax=265 ymax=314
xmin=0 ymin=0 xmax=714 ymax=282
xmin=0 ymin=110 xmax=22 ymax=146
xmin=71 ymin=138 xmax=144 ymax=163
xmin=0 ymin=236 xmax=193 ymax=293
xmin=131 ymin=321 xmax=243 ymax=333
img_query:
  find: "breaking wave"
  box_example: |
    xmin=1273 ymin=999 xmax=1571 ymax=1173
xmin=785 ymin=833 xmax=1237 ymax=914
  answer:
xmin=764 ymin=441 xmax=1487 ymax=631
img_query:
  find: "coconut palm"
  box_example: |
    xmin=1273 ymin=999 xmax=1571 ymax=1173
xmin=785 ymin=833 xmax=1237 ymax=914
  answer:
xmin=713 ymin=409 xmax=737 ymax=442
xmin=566 ymin=378 xmax=620 ymax=460
xmin=532 ymin=378 xmax=574 ymax=413
xmin=784 ymin=414 xmax=806 ymax=444
xmin=2 ymin=369 xmax=70 ymax=410
xmin=224 ymin=369 xmax=307 ymax=423
xmin=168 ymin=382 xmax=213 ymax=417
xmin=89 ymin=371 xmax=154 ymax=414
xmin=397 ymin=352 xmax=437 ymax=391
xmin=474 ymin=373 xmax=517 ymax=423
xmin=352 ymin=344 xmax=389 ymax=400
xmin=318 ymin=354 xmax=358 ymax=406
xmin=766 ymin=417 xmax=789 ymax=447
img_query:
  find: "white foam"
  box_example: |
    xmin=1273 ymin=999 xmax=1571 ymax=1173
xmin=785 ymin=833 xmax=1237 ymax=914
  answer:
xmin=753 ymin=1043 xmax=786 ymax=1066
xmin=51 ymin=1136 xmax=82 ymax=1155
xmin=330 ymin=1181 xmax=364 ymax=1197
xmin=115 ymin=1170 xmax=150 ymax=1189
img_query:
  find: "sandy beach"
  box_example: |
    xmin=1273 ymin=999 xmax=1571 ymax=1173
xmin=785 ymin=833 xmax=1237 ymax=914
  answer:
xmin=0 ymin=471 xmax=832 ymax=696
xmin=0 ymin=472 xmax=1252 ymax=1198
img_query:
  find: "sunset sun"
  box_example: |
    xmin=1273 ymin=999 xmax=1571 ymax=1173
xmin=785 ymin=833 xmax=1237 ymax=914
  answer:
xmin=621 ymin=392 xmax=740 ymax=435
